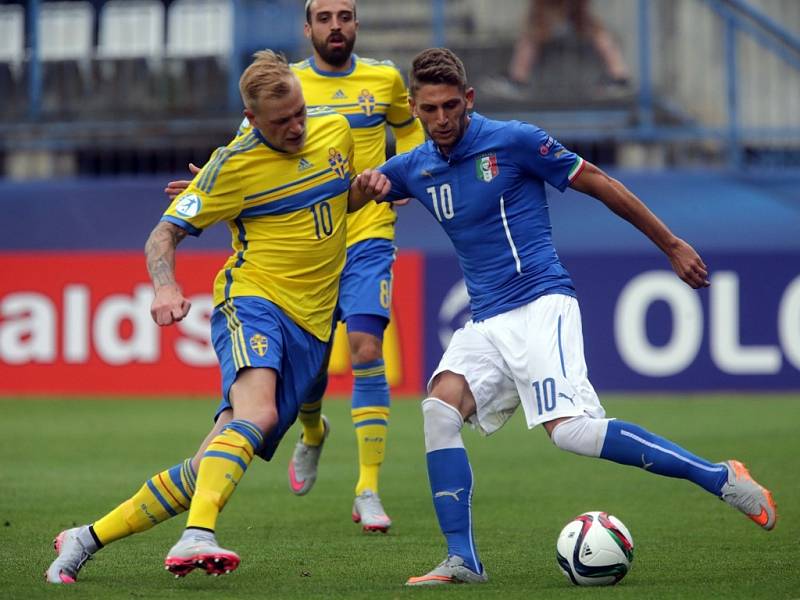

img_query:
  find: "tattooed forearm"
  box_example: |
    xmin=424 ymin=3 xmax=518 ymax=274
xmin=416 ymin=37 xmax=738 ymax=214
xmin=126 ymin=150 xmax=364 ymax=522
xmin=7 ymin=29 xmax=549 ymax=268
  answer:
xmin=144 ymin=222 xmax=187 ymax=289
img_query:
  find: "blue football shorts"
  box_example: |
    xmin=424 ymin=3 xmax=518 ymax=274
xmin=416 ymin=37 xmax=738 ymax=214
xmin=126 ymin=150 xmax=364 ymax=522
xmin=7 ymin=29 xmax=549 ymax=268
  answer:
xmin=298 ymin=238 xmax=394 ymax=407
xmin=210 ymin=296 xmax=330 ymax=461
xmin=337 ymin=237 xmax=396 ymax=326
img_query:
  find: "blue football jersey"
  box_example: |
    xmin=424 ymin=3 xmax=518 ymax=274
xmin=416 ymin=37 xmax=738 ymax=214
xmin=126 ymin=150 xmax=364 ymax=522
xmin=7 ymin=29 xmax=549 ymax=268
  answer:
xmin=380 ymin=112 xmax=585 ymax=321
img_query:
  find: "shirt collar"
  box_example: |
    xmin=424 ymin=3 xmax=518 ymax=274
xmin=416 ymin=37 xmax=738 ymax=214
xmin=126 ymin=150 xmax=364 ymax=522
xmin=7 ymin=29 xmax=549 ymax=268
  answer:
xmin=253 ymin=128 xmax=288 ymax=153
xmin=309 ymin=54 xmax=358 ymax=77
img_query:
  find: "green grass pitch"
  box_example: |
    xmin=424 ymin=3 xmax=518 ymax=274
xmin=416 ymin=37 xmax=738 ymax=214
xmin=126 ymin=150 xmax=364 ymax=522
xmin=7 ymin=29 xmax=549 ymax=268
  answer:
xmin=2 ymin=394 xmax=798 ymax=599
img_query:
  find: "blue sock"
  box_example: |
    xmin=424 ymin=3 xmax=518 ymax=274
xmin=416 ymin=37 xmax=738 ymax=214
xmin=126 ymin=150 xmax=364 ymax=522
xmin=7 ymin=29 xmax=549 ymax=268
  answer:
xmin=426 ymin=448 xmax=481 ymax=573
xmin=600 ymin=420 xmax=728 ymax=495
xmin=351 ymin=359 xmax=390 ymax=410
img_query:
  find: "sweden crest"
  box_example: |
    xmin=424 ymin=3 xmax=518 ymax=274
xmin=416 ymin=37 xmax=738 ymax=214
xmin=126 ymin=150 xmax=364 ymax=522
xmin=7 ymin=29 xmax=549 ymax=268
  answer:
xmin=358 ymin=89 xmax=376 ymax=116
xmin=249 ymin=334 xmax=268 ymax=357
xmin=328 ymin=148 xmax=348 ymax=179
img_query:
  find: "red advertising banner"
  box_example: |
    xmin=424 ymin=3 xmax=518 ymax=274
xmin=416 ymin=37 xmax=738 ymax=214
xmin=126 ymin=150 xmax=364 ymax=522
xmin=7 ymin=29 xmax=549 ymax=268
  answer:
xmin=0 ymin=252 xmax=424 ymax=396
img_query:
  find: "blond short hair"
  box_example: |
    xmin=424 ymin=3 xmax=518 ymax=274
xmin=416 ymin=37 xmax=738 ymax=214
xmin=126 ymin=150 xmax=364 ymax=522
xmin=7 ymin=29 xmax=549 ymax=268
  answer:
xmin=239 ymin=50 xmax=296 ymax=111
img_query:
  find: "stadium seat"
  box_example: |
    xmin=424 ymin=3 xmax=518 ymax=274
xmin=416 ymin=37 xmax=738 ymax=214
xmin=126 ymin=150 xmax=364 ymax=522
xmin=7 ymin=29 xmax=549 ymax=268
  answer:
xmin=0 ymin=4 xmax=25 ymax=79
xmin=166 ymin=0 xmax=233 ymax=60
xmin=97 ymin=0 xmax=165 ymax=62
xmin=96 ymin=0 xmax=166 ymax=113
xmin=38 ymin=2 xmax=95 ymax=116
xmin=165 ymin=0 xmax=233 ymax=115
xmin=39 ymin=2 xmax=94 ymax=62
xmin=0 ymin=3 xmax=25 ymax=119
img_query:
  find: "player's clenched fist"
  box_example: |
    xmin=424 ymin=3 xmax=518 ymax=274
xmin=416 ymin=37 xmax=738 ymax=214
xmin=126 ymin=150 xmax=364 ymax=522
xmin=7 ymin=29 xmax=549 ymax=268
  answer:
xmin=349 ymin=168 xmax=392 ymax=212
xmin=150 ymin=285 xmax=191 ymax=326
xmin=356 ymin=168 xmax=391 ymax=199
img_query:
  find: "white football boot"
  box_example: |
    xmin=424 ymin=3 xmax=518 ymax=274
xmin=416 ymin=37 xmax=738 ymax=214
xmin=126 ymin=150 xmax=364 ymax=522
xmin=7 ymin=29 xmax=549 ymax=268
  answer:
xmin=352 ymin=489 xmax=392 ymax=533
xmin=45 ymin=526 xmax=96 ymax=584
xmin=164 ymin=530 xmax=240 ymax=577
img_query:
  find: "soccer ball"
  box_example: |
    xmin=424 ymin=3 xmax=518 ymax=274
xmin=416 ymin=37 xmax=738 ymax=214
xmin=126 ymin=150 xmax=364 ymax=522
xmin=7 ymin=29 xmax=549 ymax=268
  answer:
xmin=556 ymin=511 xmax=634 ymax=586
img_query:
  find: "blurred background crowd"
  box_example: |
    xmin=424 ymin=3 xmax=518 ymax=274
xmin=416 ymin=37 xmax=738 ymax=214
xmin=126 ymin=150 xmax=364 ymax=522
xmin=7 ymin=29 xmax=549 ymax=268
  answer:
xmin=1 ymin=0 xmax=799 ymax=179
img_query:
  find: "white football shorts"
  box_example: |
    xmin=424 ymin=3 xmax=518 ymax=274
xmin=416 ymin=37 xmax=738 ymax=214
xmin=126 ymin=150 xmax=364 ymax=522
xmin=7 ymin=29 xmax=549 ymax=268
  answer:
xmin=429 ymin=293 xmax=605 ymax=435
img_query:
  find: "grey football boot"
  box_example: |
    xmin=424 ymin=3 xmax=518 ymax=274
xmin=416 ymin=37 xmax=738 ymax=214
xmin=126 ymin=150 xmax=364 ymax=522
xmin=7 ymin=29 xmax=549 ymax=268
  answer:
xmin=719 ymin=460 xmax=777 ymax=530
xmin=288 ymin=415 xmax=330 ymax=495
xmin=406 ymin=555 xmax=488 ymax=586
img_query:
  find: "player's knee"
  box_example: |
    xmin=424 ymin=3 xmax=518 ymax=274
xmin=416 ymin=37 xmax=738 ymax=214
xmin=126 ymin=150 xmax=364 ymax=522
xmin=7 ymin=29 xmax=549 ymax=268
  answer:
xmin=550 ymin=415 xmax=609 ymax=457
xmin=422 ymin=397 xmax=465 ymax=452
xmin=231 ymin=401 xmax=277 ymax=436
xmin=351 ymin=342 xmax=382 ymax=364
xmin=241 ymin=408 xmax=278 ymax=437
xmin=429 ymin=371 xmax=471 ymax=406
xmin=348 ymin=332 xmax=383 ymax=364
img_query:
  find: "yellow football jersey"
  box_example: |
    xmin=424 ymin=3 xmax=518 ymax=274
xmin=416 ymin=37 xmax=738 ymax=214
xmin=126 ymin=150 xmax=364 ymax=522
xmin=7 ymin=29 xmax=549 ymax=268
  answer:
xmin=238 ymin=56 xmax=425 ymax=247
xmin=163 ymin=109 xmax=354 ymax=341
xmin=294 ymin=56 xmax=424 ymax=246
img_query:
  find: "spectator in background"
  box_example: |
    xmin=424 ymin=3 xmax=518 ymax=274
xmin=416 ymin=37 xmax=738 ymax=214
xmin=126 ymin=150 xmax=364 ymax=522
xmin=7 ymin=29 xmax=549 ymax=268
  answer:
xmin=503 ymin=0 xmax=631 ymax=91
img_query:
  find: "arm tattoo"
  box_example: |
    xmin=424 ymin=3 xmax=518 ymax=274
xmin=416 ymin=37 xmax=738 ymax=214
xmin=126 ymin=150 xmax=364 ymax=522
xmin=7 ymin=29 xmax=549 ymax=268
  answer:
xmin=145 ymin=222 xmax=187 ymax=289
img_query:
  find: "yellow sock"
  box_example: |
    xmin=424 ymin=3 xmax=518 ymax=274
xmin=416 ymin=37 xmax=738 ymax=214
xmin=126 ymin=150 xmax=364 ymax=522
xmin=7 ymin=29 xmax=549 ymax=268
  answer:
xmin=352 ymin=407 xmax=389 ymax=495
xmin=298 ymin=399 xmax=325 ymax=446
xmin=93 ymin=458 xmax=196 ymax=545
xmin=186 ymin=420 xmax=262 ymax=531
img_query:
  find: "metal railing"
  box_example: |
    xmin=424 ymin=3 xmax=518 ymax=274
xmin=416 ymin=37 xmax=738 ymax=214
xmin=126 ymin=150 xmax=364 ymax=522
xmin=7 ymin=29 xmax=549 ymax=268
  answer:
xmin=2 ymin=0 xmax=799 ymax=172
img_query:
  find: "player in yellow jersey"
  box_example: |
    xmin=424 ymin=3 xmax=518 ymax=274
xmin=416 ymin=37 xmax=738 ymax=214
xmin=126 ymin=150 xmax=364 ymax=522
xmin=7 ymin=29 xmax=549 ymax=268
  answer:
xmin=166 ymin=0 xmax=425 ymax=533
xmin=287 ymin=0 xmax=426 ymax=534
xmin=45 ymin=49 xmax=391 ymax=584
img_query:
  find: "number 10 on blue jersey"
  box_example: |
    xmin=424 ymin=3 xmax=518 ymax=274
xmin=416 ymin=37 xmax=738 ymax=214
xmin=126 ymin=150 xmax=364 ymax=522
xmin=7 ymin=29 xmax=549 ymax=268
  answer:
xmin=426 ymin=184 xmax=454 ymax=222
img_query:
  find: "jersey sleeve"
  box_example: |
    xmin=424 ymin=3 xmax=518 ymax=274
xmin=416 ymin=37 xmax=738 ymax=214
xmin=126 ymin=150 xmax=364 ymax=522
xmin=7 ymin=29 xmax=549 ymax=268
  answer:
xmin=378 ymin=152 xmax=413 ymax=202
xmin=385 ymin=68 xmax=425 ymax=153
xmin=162 ymin=147 xmax=244 ymax=235
xmin=514 ymin=122 xmax=585 ymax=192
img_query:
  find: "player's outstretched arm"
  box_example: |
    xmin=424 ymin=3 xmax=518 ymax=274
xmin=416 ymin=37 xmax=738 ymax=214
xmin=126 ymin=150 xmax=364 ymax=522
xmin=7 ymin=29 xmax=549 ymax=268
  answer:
xmin=348 ymin=168 xmax=392 ymax=213
xmin=145 ymin=221 xmax=192 ymax=325
xmin=164 ymin=163 xmax=202 ymax=200
xmin=570 ymin=161 xmax=710 ymax=289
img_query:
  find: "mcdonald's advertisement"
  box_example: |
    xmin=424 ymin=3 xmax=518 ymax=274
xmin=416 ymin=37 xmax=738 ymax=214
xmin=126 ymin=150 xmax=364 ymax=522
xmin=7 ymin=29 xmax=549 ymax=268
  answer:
xmin=1 ymin=251 xmax=799 ymax=396
xmin=0 ymin=252 xmax=423 ymax=396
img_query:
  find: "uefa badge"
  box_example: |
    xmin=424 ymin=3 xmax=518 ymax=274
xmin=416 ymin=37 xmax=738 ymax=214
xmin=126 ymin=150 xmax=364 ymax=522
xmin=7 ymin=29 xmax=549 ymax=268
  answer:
xmin=175 ymin=193 xmax=202 ymax=217
xmin=475 ymin=153 xmax=499 ymax=183
xmin=328 ymin=148 xmax=348 ymax=179
xmin=358 ymin=89 xmax=376 ymax=116
xmin=249 ymin=334 xmax=268 ymax=357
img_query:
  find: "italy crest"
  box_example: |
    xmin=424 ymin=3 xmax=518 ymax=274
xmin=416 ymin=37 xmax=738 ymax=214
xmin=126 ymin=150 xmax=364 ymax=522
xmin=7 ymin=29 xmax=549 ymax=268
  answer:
xmin=475 ymin=153 xmax=499 ymax=182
